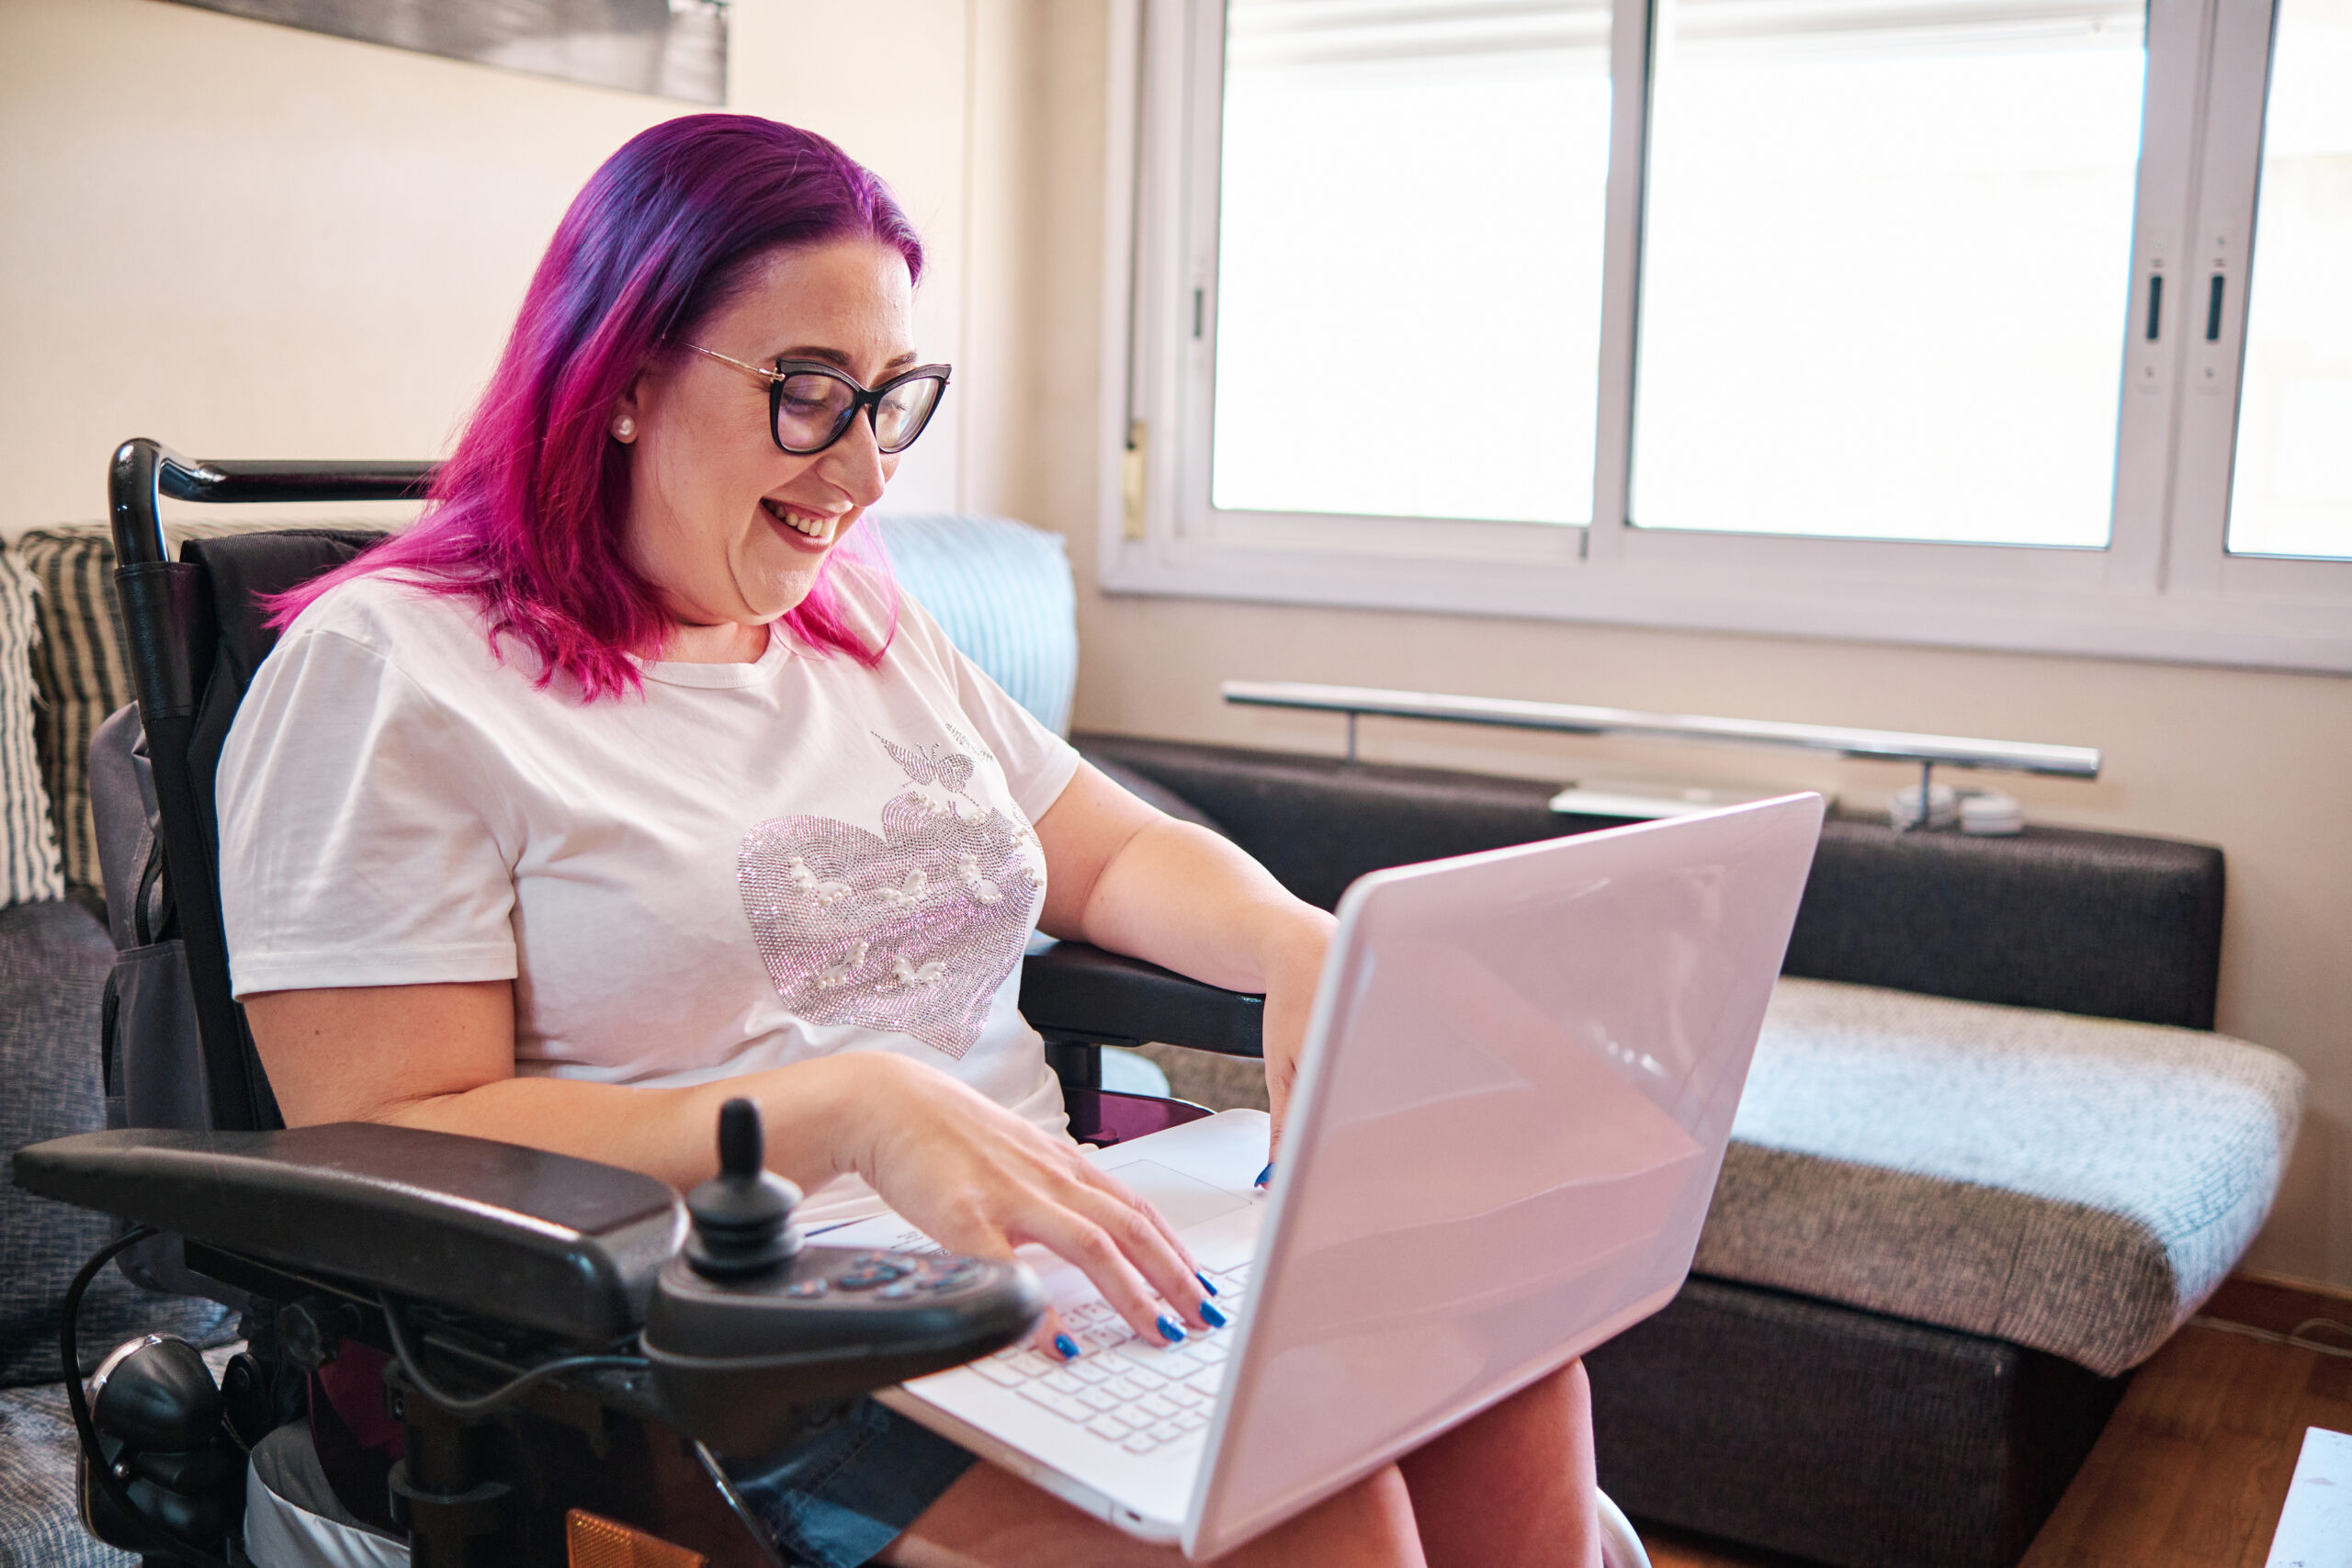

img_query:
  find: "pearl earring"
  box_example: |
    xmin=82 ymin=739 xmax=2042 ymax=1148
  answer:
xmin=612 ymin=415 xmax=637 ymax=441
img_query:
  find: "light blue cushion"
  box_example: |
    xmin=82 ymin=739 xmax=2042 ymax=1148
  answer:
xmin=870 ymin=514 xmax=1077 ymax=736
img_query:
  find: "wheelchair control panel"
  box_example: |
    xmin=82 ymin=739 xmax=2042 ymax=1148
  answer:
xmin=643 ymin=1099 xmax=1044 ymax=1455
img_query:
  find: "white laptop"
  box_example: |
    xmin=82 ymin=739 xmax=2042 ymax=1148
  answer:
xmin=821 ymin=793 xmax=1826 ymax=1560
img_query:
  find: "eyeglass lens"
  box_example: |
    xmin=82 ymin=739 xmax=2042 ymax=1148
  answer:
xmin=774 ymin=371 xmax=944 ymax=456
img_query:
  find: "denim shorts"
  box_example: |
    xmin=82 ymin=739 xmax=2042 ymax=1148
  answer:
xmin=724 ymin=1399 xmax=978 ymax=1568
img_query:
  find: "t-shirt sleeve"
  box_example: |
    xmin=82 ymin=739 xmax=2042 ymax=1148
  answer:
xmin=218 ymin=623 xmax=520 ymax=998
xmin=894 ymin=594 xmax=1080 ymax=824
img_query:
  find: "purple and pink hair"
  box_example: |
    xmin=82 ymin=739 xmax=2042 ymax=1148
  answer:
xmin=272 ymin=114 xmax=925 ymax=698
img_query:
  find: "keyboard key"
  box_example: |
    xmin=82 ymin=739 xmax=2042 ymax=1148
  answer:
xmin=1176 ymin=1410 xmax=1207 ymax=1431
xmin=1150 ymin=1421 xmax=1182 ymax=1442
xmin=972 ymin=1359 xmax=1024 ymax=1388
xmin=1079 ymin=1389 xmax=1119 ymax=1413
xmin=1086 ymin=1414 xmax=1132 ymax=1441
xmin=1043 ymin=1371 xmax=1085 ymax=1395
xmin=1190 ymin=1365 xmax=1226 ymax=1395
xmin=1166 ymin=1384 xmax=1204 ymax=1408
xmin=1125 ymin=1367 xmax=1168 ymax=1391
xmin=1018 ymin=1386 xmax=1092 ymax=1422
xmin=1067 ymin=1360 xmax=1110 ymax=1385
xmin=1103 ymin=1378 xmax=1143 ymax=1401
xmin=1007 ymin=1352 xmax=1056 ymax=1379
xmin=1194 ymin=1341 xmax=1229 ymax=1364
xmin=1123 ymin=1434 xmax=1159 ymax=1455
xmin=1093 ymin=1352 xmax=1139 ymax=1375
xmin=1136 ymin=1393 xmax=1178 ymax=1419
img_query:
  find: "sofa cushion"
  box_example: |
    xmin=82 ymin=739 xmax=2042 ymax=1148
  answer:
xmin=0 ymin=897 xmax=234 ymax=1387
xmin=0 ymin=553 xmax=64 ymax=908
xmin=0 ymin=1380 xmax=129 ymax=1567
xmin=1075 ymin=733 xmax=2229 ymax=1028
xmin=1698 ymin=977 xmax=2304 ymax=1377
xmin=872 ymin=513 xmax=1077 ymax=735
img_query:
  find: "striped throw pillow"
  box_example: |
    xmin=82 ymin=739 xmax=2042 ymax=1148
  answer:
xmin=0 ymin=549 xmax=66 ymax=906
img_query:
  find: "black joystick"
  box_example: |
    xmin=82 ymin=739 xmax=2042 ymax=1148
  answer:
xmin=644 ymin=1098 xmax=1046 ymax=1456
xmin=683 ymin=1099 xmax=802 ymax=1281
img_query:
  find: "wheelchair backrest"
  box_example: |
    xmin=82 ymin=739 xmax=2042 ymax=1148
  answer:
xmin=103 ymin=439 xmax=433 ymax=1144
xmin=96 ymin=529 xmax=390 ymax=1139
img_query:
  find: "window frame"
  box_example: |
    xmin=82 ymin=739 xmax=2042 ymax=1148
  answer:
xmin=1095 ymin=0 xmax=2352 ymax=673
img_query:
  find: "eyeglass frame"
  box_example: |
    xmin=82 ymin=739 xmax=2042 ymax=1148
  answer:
xmin=684 ymin=344 xmax=954 ymax=457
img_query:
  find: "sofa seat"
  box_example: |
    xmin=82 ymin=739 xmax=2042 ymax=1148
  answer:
xmin=1702 ymin=978 xmax=2304 ymax=1378
xmin=0 ymin=1379 xmax=129 ymax=1568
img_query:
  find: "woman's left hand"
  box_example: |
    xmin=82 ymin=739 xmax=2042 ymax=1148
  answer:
xmin=1035 ymin=761 xmax=1338 ymax=1171
xmin=1257 ymin=917 xmax=1333 ymax=1170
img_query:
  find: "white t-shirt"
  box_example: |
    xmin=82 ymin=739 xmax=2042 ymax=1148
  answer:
xmin=217 ymin=569 xmax=1080 ymax=1224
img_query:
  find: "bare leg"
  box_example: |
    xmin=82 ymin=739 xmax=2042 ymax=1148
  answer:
xmin=1396 ymin=1360 xmax=1601 ymax=1568
xmin=879 ymin=1459 xmax=1426 ymax=1568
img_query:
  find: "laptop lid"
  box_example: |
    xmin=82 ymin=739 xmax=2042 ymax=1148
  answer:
xmin=1186 ymin=793 xmax=1824 ymax=1559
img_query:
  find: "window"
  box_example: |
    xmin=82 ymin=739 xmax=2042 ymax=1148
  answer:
xmin=1632 ymin=0 xmax=2146 ymax=547
xmin=1103 ymin=0 xmax=2352 ymax=671
xmin=2223 ymin=0 xmax=2352 ymax=559
xmin=1211 ymin=2 xmax=1612 ymax=525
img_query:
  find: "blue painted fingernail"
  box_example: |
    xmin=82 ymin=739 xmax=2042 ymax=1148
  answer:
xmin=1157 ymin=1314 xmax=1188 ymax=1344
xmin=1054 ymin=1333 xmax=1080 ymax=1360
xmin=1254 ymin=1163 xmax=1273 ymax=1189
xmin=1196 ymin=1270 xmax=1219 ymax=1296
xmin=1200 ymin=1302 xmax=1227 ymax=1329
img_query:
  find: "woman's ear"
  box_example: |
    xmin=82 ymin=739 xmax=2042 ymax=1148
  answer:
xmin=610 ymin=374 xmax=648 ymax=444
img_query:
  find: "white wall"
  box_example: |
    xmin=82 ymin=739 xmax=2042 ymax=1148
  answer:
xmin=5 ymin=0 xmax=2345 ymax=1290
xmin=0 ymin=0 xmax=1012 ymax=530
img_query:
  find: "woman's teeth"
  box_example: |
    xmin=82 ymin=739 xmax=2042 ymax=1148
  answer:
xmin=763 ymin=498 xmax=835 ymax=542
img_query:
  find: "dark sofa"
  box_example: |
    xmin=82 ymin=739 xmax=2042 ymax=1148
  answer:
xmin=1077 ymin=731 xmax=2290 ymax=1568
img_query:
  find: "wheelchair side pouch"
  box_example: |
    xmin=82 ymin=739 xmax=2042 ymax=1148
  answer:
xmin=102 ymin=938 xmax=253 ymax=1304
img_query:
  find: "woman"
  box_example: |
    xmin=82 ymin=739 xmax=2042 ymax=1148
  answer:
xmin=219 ymin=114 xmax=1600 ymax=1568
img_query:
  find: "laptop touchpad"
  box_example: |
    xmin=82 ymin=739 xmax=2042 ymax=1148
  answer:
xmin=1100 ymin=1160 xmax=1253 ymax=1232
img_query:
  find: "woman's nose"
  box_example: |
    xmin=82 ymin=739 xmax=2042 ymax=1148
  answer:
xmin=822 ymin=412 xmax=890 ymax=507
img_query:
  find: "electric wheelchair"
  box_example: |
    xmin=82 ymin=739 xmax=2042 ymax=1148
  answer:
xmin=12 ymin=439 xmax=1650 ymax=1567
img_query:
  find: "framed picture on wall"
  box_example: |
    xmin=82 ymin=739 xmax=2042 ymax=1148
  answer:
xmin=162 ymin=0 xmax=728 ymax=105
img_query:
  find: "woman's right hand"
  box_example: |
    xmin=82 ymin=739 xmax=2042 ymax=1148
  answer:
xmin=823 ymin=1054 xmax=1222 ymax=1359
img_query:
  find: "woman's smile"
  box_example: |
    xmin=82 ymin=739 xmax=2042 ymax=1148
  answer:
xmin=763 ymin=495 xmax=843 ymax=547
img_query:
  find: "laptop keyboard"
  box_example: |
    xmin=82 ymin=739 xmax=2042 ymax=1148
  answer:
xmin=963 ymin=1262 xmax=1251 ymax=1454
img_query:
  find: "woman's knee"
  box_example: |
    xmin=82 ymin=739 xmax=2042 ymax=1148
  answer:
xmin=1233 ymin=1462 xmax=1421 ymax=1566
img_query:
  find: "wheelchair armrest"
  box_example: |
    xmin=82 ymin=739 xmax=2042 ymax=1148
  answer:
xmin=1019 ymin=940 xmax=1263 ymax=1057
xmin=13 ymin=1125 xmax=684 ymax=1346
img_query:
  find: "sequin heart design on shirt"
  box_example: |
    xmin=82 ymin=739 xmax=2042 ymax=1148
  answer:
xmin=737 ymin=748 xmax=1040 ymax=1058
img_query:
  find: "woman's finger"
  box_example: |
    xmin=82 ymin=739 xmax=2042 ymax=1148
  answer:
xmin=1001 ymin=1199 xmax=1192 ymax=1348
xmin=1050 ymin=1173 xmax=1225 ymax=1335
xmin=910 ymin=1214 xmax=1081 ymax=1360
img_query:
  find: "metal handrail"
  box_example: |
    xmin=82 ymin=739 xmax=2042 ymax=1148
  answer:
xmin=1223 ymin=681 xmax=2101 ymax=784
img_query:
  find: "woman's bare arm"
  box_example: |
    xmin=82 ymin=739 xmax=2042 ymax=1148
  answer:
xmin=243 ymin=981 xmax=878 ymax=1192
xmin=1033 ymin=761 xmax=1335 ymax=1156
xmin=243 ymin=981 xmax=1222 ymax=1348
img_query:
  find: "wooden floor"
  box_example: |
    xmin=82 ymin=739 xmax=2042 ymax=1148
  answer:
xmin=1640 ymin=1314 xmax=2352 ymax=1568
